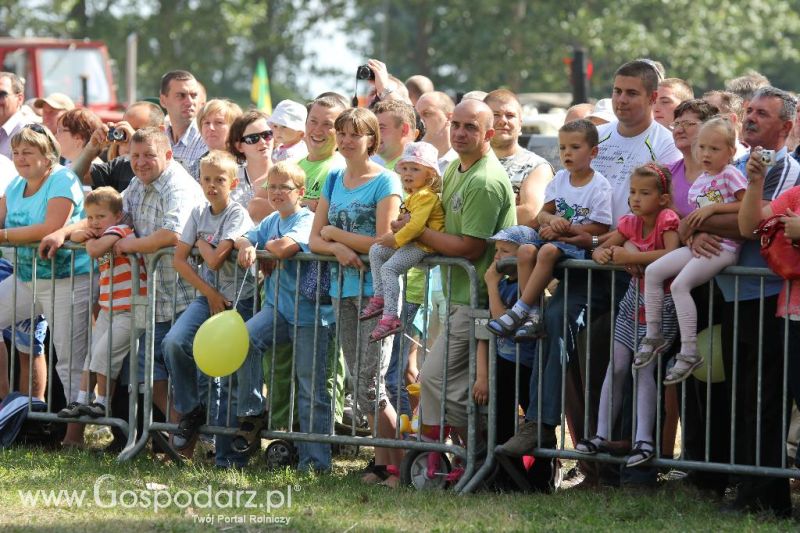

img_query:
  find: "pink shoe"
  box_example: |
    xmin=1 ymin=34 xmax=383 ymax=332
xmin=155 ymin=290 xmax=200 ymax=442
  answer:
xmin=359 ymin=297 xmax=385 ymax=321
xmin=369 ymin=316 xmax=402 ymax=342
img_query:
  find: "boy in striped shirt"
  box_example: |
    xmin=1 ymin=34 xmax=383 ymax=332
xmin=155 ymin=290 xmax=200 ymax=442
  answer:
xmin=58 ymin=187 xmax=146 ymax=419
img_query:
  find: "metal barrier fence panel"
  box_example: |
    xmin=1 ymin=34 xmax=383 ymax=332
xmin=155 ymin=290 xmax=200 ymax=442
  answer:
xmin=1 ymin=243 xmax=138 ymax=445
xmin=118 ymin=249 xmax=485 ymax=492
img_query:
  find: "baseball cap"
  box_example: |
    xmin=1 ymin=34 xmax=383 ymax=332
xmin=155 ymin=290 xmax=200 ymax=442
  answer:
xmin=488 ymin=225 xmax=538 ymax=246
xmin=587 ymin=98 xmax=615 ymax=124
xmin=33 ymin=93 xmax=75 ymax=111
xmin=397 ymin=141 xmax=441 ymax=176
xmin=268 ymin=100 xmax=307 ymax=131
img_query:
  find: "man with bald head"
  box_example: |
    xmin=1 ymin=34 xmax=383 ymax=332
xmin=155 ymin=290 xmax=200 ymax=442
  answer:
xmin=412 ymin=98 xmax=516 ymax=436
xmin=405 ymin=75 xmax=434 ymax=105
xmin=415 ymin=91 xmax=458 ymax=173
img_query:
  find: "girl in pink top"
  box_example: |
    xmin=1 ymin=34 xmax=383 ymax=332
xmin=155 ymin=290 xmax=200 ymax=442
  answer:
xmin=638 ymin=118 xmax=747 ymax=386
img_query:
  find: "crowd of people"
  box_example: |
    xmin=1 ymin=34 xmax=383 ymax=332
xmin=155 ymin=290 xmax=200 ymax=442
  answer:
xmin=0 ymin=56 xmax=799 ymax=515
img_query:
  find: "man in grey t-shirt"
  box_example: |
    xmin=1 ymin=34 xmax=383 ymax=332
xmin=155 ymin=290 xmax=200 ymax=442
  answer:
xmin=484 ymin=89 xmax=554 ymax=226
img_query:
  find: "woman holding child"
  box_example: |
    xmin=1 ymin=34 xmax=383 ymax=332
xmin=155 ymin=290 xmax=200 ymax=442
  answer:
xmin=309 ymin=106 xmax=404 ymax=486
xmin=0 ymin=124 xmax=91 ymax=444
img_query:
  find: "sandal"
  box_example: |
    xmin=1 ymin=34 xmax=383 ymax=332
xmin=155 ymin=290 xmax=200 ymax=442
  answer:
xmin=369 ymin=316 xmax=402 ymax=342
xmin=359 ymin=297 xmax=385 ymax=321
xmin=487 ymin=308 xmax=527 ymax=337
xmin=663 ymin=353 xmax=703 ymax=385
xmin=632 ymin=336 xmax=670 ymax=369
xmin=626 ymin=440 xmax=654 ymax=467
xmin=575 ymin=435 xmax=609 ymax=455
xmin=231 ymin=413 xmax=267 ymax=453
xmin=514 ymin=314 xmax=546 ymax=341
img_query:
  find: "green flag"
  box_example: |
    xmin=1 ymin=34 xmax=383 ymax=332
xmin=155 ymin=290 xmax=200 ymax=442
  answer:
xmin=251 ymin=58 xmax=272 ymax=113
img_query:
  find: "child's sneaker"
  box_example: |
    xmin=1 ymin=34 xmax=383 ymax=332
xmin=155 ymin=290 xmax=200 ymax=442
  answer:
xmin=58 ymin=401 xmax=84 ymax=418
xmin=369 ymin=316 xmax=402 ymax=342
xmin=79 ymin=402 xmax=108 ymax=418
xmin=663 ymin=353 xmax=703 ymax=385
xmin=359 ymin=297 xmax=385 ymax=321
xmin=514 ymin=314 xmax=546 ymax=341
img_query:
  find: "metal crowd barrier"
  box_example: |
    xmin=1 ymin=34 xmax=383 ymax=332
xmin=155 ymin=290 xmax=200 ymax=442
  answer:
xmin=1 ymin=243 xmax=139 ymax=447
xmin=117 ymin=249 xmax=486 ymax=493
xmin=466 ymin=258 xmax=799 ymax=492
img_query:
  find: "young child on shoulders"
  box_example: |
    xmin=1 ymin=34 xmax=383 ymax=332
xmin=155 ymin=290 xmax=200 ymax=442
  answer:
xmin=59 ymin=186 xmax=147 ymax=419
xmin=360 ymin=141 xmax=445 ymax=341
xmin=269 ymin=100 xmax=309 ymax=163
xmin=162 ymin=150 xmax=256 ymax=462
xmin=487 ymin=119 xmax=612 ymax=340
xmin=638 ymin=117 xmax=746 ymax=385
xmin=576 ymin=163 xmax=680 ymax=466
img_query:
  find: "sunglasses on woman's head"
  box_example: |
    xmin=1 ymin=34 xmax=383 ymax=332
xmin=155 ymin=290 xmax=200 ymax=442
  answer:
xmin=23 ymin=123 xmax=57 ymax=153
xmin=240 ymin=130 xmax=273 ymax=145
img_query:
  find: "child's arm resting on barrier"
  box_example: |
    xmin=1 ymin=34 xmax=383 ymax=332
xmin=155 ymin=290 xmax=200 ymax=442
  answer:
xmin=195 ymin=238 xmax=234 ymax=271
xmin=114 ymin=228 xmax=178 ymax=256
xmin=610 ymin=230 xmax=680 ymax=265
xmin=173 ymin=241 xmax=228 ymax=314
xmin=265 ymin=236 xmax=301 ymax=260
xmin=592 ymin=230 xmax=624 ymax=264
xmin=234 ymin=236 xmax=257 ymax=268
xmin=84 ymin=234 xmax=122 ymax=259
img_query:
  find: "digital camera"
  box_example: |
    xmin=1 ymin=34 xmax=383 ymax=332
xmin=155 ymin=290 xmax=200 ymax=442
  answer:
xmin=760 ymin=149 xmax=776 ymax=166
xmin=107 ymin=127 xmax=127 ymax=142
xmin=356 ymin=65 xmax=375 ymax=81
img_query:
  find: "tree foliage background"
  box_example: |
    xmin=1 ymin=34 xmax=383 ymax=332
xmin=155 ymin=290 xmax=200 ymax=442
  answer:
xmin=2 ymin=0 xmax=800 ymax=106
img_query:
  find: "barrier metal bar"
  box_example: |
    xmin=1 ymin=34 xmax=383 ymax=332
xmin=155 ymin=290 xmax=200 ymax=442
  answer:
xmin=2 ymin=243 xmax=136 ymax=440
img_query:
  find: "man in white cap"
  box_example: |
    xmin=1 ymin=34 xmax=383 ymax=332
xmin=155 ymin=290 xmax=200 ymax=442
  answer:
xmin=269 ymin=99 xmax=308 ymax=163
xmin=34 ymin=92 xmax=75 ymax=134
xmin=0 ymin=72 xmax=25 ymax=159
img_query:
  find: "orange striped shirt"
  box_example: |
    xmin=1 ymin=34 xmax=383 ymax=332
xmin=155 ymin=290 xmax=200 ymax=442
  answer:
xmin=98 ymin=225 xmax=147 ymax=311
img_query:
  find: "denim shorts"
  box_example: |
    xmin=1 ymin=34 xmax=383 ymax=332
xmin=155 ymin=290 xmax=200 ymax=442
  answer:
xmin=0 ymin=258 xmax=47 ymax=356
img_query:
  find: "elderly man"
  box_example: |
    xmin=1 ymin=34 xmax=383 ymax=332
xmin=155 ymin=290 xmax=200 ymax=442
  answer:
xmin=484 ymin=89 xmax=553 ymax=226
xmin=159 ymin=70 xmax=207 ymax=180
xmin=415 ymin=98 xmax=515 ymax=440
xmin=34 ymin=92 xmax=75 ymax=134
xmin=0 ymin=72 xmax=25 ymax=158
xmin=695 ymin=86 xmax=800 ymax=516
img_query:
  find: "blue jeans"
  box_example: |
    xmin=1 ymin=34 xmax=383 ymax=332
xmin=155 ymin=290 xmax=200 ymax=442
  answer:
xmin=387 ymin=302 xmax=420 ymax=416
xmin=239 ymin=305 xmax=333 ymax=471
xmin=526 ymin=271 xmax=624 ymax=426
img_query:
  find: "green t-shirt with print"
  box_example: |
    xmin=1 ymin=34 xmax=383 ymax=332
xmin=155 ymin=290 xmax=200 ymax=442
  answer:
xmin=299 ymin=153 xmax=345 ymax=200
xmin=440 ymin=152 xmax=515 ymax=307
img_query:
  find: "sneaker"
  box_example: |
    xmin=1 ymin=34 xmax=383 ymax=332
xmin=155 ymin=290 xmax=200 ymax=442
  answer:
xmin=172 ymin=405 xmax=206 ymax=451
xmin=58 ymin=401 xmax=84 ymax=418
xmin=496 ymin=421 xmax=556 ymax=457
xmin=78 ymin=402 xmax=108 ymax=418
xmin=359 ymin=297 xmax=385 ymax=321
xmin=369 ymin=316 xmax=402 ymax=342
xmin=514 ymin=314 xmax=546 ymax=341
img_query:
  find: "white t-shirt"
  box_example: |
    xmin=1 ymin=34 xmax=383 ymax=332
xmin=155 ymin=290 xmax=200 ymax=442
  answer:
xmin=544 ymin=169 xmax=613 ymax=226
xmin=593 ymin=120 xmax=681 ymax=225
xmin=0 ymin=153 xmax=16 ymax=197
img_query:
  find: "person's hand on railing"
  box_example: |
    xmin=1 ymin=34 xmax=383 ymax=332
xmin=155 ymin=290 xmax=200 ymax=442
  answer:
xmin=472 ymin=377 xmax=488 ymax=406
xmin=237 ymin=245 xmax=257 ymax=269
xmin=38 ymin=230 xmax=66 ymax=259
xmin=331 ymin=242 xmax=364 ymax=270
xmin=592 ymin=246 xmax=613 ymax=264
xmin=781 ymin=208 xmax=800 ymax=242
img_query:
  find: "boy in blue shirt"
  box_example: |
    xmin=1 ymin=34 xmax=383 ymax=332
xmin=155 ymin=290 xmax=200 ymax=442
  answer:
xmin=234 ymin=161 xmax=335 ymax=472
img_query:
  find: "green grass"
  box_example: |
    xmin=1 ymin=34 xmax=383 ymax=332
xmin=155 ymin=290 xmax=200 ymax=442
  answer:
xmin=0 ymin=441 xmax=796 ymax=532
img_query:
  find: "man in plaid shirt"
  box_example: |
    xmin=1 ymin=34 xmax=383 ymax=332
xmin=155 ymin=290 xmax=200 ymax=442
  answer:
xmin=160 ymin=70 xmax=207 ymax=181
xmin=115 ymin=127 xmax=205 ymax=417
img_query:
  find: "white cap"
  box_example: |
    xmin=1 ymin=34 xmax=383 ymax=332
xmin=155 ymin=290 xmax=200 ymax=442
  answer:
xmin=268 ymin=100 xmax=307 ymax=131
xmin=587 ymin=98 xmax=615 ymax=124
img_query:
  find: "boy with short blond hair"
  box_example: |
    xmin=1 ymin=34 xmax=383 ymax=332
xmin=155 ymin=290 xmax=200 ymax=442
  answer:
xmin=59 ymin=186 xmax=147 ymax=419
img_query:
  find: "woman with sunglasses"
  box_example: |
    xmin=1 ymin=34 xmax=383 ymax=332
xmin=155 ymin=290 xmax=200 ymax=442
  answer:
xmin=0 ymin=124 xmax=91 ymax=445
xmin=228 ymin=110 xmax=275 ymax=223
xmin=309 ymin=107 xmax=403 ymax=486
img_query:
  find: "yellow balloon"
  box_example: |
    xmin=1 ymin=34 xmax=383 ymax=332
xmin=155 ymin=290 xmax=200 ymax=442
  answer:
xmin=193 ymin=310 xmax=249 ymax=377
xmin=692 ymin=325 xmax=725 ymax=383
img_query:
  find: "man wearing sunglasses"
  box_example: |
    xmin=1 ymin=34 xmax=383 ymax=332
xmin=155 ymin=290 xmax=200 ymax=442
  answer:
xmin=0 ymin=72 xmax=25 ymax=159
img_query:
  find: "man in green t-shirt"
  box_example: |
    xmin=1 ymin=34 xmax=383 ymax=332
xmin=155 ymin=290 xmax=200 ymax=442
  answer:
xmin=412 ymin=98 xmax=516 ymax=432
xmin=299 ymin=95 xmax=347 ymax=211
